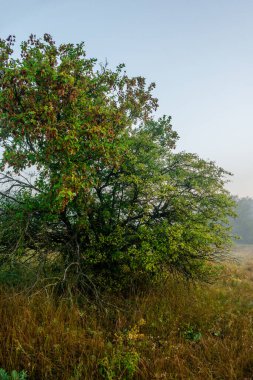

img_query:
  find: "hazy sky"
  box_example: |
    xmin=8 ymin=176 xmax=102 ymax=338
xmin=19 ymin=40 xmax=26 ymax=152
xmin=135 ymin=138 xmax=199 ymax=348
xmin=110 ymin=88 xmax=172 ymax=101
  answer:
xmin=1 ymin=0 xmax=253 ymax=197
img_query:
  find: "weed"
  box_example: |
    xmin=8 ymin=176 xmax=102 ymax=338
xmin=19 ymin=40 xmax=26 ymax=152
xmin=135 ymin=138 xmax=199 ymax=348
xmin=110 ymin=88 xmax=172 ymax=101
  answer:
xmin=98 ymin=320 xmax=144 ymax=379
xmin=0 ymin=369 xmax=27 ymax=380
xmin=181 ymin=324 xmax=202 ymax=342
xmin=0 ymin=247 xmax=253 ymax=379
xmin=98 ymin=350 xmax=139 ymax=380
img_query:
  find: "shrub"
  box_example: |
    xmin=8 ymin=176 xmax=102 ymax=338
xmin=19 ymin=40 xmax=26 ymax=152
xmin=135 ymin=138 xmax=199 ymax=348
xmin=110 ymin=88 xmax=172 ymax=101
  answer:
xmin=0 ymin=34 xmax=235 ymax=289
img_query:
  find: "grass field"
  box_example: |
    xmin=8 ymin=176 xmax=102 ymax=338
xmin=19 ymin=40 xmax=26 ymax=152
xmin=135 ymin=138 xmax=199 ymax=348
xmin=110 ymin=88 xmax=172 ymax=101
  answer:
xmin=1 ymin=245 xmax=253 ymax=379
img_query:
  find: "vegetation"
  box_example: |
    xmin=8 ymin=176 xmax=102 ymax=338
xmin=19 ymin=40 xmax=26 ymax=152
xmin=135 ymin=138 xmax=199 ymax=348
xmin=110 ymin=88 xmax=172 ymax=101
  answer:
xmin=231 ymin=197 xmax=253 ymax=243
xmin=0 ymin=34 xmax=245 ymax=379
xmin=0 ymin=34 xmax=234 ymax=290
xmin=1 ymin=248 xmax=253 ymax=379
xmin=0 ymin=369 xmax=27 ymax=380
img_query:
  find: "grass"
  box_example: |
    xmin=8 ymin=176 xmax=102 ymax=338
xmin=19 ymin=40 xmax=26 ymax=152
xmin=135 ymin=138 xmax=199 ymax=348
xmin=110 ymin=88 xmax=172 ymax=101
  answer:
xmin=1 ymin=246 xmax=253 ymax=379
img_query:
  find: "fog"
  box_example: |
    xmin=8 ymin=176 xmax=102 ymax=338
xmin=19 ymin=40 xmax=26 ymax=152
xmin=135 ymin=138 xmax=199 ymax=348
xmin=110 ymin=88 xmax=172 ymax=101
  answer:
xmin=232 ymin=197 xmax=253 ymax=243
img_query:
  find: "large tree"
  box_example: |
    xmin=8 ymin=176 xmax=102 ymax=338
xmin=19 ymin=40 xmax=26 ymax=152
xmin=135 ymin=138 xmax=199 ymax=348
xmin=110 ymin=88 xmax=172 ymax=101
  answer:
xmin=0 ymin=34 xmax=234 ymax=288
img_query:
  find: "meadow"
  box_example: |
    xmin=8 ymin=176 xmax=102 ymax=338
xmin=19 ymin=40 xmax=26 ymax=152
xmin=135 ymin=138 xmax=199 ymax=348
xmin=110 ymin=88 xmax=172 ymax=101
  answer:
xmin=0 ymin=245 xmax=253 ymax=379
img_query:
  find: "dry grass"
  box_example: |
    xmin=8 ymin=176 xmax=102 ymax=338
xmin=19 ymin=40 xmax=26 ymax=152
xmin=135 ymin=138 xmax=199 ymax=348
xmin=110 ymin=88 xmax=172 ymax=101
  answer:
xmin=1 ymin=246 xmax=253 ymax=379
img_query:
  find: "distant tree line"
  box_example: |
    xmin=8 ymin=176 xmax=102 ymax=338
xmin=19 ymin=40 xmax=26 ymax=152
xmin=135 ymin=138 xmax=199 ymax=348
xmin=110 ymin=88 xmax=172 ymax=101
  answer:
xmin=232 ymin=197 xmax=253 ymax=244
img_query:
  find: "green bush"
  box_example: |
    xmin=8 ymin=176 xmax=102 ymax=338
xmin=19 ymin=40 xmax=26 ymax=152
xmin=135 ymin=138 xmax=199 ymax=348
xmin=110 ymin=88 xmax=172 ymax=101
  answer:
xmin=0 ymin=34 xmax=235 ymax=289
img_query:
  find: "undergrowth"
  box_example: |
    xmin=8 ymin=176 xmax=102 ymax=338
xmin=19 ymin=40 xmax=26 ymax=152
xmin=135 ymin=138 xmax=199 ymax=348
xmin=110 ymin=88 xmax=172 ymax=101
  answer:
xmin=0 ymin=248 xmax=253 ymax=379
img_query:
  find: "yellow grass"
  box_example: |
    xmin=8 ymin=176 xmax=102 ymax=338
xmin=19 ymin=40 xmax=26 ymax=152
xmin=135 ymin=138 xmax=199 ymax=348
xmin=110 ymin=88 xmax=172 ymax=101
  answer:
xmin=1 ymin=245 xmax=253 ymax=379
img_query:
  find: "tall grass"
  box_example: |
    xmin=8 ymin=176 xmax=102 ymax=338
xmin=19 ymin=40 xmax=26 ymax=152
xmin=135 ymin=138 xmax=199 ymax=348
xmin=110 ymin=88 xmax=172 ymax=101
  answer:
xmin=1 ymin=251 xmax=253 ymax=379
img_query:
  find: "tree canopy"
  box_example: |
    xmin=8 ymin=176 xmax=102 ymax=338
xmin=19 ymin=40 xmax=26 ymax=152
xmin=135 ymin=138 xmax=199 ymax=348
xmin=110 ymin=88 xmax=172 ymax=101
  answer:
xmin=0 ymin=34 xmax=235 ymax=289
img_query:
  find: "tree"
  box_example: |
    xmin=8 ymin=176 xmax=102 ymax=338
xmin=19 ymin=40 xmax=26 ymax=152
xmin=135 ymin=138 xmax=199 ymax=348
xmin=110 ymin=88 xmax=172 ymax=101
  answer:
xmin=0 ymin=34 xmax=235 ymax=289
xmin=231 ymin=197 xmax=253 ymax=244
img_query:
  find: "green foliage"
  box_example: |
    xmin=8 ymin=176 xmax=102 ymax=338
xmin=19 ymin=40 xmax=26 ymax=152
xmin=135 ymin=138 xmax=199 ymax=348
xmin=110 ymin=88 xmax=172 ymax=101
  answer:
xmin=231 ymin=197 xmax=253 ymax=243
xmin=0 ymin=263 xmax=35 ymax=288
xmin=98 ymin=322 xmax=143 ymax=380
xmin=0 ymin=34 xmax=235 ymax=288
xmin=181 ymin=324 xmax=202 ymax=342
xmin=0 ymin=369 xmax=27 ymax=380
xmin=98 ymin=350 xmax=139 ymax=380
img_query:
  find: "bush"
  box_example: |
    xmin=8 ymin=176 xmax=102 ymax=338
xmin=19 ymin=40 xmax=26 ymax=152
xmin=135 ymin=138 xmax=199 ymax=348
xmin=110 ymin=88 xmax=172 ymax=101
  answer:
xmin=0 ymin=34 xmax=235 ymax=290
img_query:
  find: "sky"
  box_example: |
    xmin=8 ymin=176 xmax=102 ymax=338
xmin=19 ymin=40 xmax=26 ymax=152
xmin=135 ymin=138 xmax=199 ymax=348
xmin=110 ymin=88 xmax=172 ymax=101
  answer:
xmin=1 ymin=0 xmax=253 ymax=197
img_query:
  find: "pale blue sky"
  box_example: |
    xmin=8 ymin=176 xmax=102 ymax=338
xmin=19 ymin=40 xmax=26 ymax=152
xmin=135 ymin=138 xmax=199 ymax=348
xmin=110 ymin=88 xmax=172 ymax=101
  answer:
xmin=1 ymin=0 xmax=253 ymax=196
